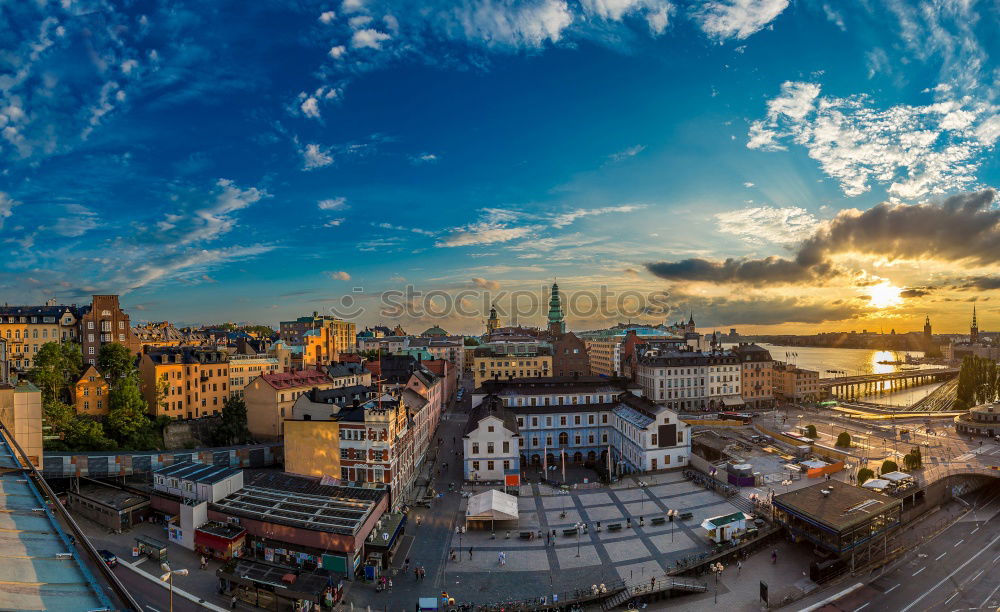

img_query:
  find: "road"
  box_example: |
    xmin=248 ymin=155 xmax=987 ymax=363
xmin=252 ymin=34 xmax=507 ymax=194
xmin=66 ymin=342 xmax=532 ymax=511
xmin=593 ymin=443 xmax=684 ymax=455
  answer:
xmin=111 ymin=563 xmax=207 ymax=612
xmin=824 ymin=484 xmax=1000 ymax=612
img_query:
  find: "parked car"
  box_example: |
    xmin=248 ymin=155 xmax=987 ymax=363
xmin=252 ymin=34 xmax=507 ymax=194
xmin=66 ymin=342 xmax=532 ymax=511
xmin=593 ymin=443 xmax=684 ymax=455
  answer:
xmin=98 ymin=549 xmax=118 ymax=569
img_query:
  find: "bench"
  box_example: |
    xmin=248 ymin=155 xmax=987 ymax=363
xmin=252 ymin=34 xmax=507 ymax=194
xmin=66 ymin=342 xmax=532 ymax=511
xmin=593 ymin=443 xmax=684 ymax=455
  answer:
xmin=519 ymin=532 xmax=533 ymax=540
xmin=679 ymin=512 xmax=694 ymax=521
xmin=607 ymin=523 xmax=622 ymax=531
xmin=651 ymin=517 xmax=666 ymax=526
xmin=562 ymin=527 xmax=578 ymax=536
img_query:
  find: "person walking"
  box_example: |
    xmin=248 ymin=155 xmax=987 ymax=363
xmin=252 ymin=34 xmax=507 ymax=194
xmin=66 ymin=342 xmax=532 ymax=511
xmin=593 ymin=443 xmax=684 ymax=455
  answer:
xmin=469 ymin=547 xmax=473 ymax=559
xmin=231 ymin=594 xmax=237 ymax=609
xmin=200 ymin=555 xmax=207 ymax=570
xmin=771 ymin=549 xmax=778 ymax=565
xmin=737 ymin=559 xmax=742 ymax=576
xmin=414 ymin=567 xmax=419 ymax=581
xmin=388 ymin=578 xmax=393 ymax=592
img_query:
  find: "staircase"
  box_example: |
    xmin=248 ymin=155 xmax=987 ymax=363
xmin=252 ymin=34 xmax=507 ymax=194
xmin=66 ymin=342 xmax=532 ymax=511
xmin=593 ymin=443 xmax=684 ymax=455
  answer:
xmin=600 ymin=577 xmax=708 ymax=609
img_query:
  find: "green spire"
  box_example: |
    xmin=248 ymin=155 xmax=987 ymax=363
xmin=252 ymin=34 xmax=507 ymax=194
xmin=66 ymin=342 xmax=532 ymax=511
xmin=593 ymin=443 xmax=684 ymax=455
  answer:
xmin=548 ymin=281 xmax=565 ymax=333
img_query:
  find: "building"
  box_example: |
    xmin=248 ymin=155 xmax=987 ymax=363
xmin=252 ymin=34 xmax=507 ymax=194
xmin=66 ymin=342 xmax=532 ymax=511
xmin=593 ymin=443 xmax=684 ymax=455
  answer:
xmin=636 ymin=347 xmax=742 ymax=411
xmin=772 ymin=480 xmax=901 ymax=557
xmin=550 ymin=332 xmax=589 ymax=378
xmin=463 ymin=394 xmax=522 ymax=482
xmin=244 ymin=369 xmax=336 ymax=440
xmin=583 ymin=327 xmax=688 ymax=378
xmin=547 ymin=281 xmax=566 ymax=335
xmin=0 ymin=302 xmax=81 ymax=371
xmin=79 ymin=295 xmax=141 ymax=365
xmin=486 ymin=305 xmax=501 ymax=335
xmin=472 ymin=340 xmax=552 ymax=387
xmin=323 ymin=362 xmax=373 ymax=389
xmin=773 ymin=362 xmax=820 ymax=402
xmin=133 ymin=321 xmax=189 ymax=348
xmin=732 ymin=343 xmax=775 ymax=409
xmin=228 ymin=354 xmax=281 ymax=398
xmin=471 ymin=376 xmax=690 ymax=474
xmin=954 ymin=401 xmax=1000 ymax=438
xmin=285 ymin=392 xmax=416 ymax=508
xmin=279 ymin=312 xmax=356 ymax=355
xmin=139 ymin=347 xmax=231 ymax=419
xmin=73 ymin=364 xmax=110 ymax=416
xmin=0 ymin=379 xmax=43 ymax=468
xmin=971 ymin=305 xmax=979 ymax=343
xmin=66 ymin=481 xmax=150 ymax=532
xmin=153 ymin=461 xmax=245 ymax=503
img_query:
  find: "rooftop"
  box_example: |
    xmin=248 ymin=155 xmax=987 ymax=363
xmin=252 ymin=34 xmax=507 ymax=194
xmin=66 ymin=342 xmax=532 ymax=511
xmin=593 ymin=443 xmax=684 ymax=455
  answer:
xmin=154 ymin=461 xmax=242 ymax=485
xmin=773 ymin=480 xmax=901 ymax=532
xmin=260 ymin=369 xmax=332 ymax=390
xmin=197 ymin=521 xmax=246 ymax=540
xmin=73 ymin=483 xmax=149 ymax=510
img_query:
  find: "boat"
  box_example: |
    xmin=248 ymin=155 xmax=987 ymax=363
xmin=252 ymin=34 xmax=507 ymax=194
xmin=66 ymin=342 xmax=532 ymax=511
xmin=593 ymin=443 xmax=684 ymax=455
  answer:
xmin=876 ymin=360 xmax=904 ymax=365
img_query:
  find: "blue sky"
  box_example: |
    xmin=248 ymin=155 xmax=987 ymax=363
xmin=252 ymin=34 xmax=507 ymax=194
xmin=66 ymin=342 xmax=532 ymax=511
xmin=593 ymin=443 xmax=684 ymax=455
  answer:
xmin=1 ymin=0 xmax=998 ymax=334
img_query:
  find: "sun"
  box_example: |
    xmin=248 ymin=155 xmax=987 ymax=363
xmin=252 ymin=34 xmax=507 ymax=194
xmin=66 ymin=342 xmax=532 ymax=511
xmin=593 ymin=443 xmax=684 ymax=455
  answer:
xmin=868 ymin=283 xmax=903 ymax=309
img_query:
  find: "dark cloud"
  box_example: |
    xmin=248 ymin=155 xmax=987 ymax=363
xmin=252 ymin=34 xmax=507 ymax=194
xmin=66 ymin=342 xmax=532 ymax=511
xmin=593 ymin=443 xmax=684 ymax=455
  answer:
xmin=647 ymin=190 xmax=998 ymax=286
xmin=900 ymin=287 xmax=932 ymax=298
xmin=665 ymin=293 xmax=866 ymax=326
xmin=954 ymin=276 xmax=1000 ymax=291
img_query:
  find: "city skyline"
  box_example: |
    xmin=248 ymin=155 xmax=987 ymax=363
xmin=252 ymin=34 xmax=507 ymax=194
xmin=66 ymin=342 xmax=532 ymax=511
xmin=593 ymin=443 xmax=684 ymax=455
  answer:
xmin=1 ymin=1 xmax=998 ymax=334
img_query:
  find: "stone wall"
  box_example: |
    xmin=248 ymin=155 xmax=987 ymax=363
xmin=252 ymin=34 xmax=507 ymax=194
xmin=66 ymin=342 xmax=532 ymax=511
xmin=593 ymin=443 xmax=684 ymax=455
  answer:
xmin=162 ymin=415 xmax=223 ymax=449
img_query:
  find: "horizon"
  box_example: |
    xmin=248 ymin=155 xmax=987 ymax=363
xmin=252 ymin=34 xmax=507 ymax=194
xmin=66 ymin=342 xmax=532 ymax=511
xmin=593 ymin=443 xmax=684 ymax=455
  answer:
xmin=2 ymin=2 xmax=998 ymax=336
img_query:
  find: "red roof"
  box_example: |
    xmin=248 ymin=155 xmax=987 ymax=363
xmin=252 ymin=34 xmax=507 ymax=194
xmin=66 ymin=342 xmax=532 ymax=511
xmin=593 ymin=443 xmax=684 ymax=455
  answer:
xmin=261 ymin=369 xmax=332 ymax=390
xmin=339 ymin=353 xmax=363 ymax=363
xmin=365 ymin=361 xmax=382 ymax=377
xmin=422 ymin=359 xmax=448 ymax=376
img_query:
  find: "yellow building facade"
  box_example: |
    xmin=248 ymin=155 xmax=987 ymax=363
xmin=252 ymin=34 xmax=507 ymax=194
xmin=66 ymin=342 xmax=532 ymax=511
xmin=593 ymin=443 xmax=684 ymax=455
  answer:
xmin=0 ymin=305 xmax=80 ymax=371
xmin=139 ymin=348 xmax=231 ymax=419
xmin=283 ymin=419 xmax=341 ymax=479
xmin=473 ymin=353 xmax=552 ymax=386
xmin=74 ymin=365 xmax=110 ymax=416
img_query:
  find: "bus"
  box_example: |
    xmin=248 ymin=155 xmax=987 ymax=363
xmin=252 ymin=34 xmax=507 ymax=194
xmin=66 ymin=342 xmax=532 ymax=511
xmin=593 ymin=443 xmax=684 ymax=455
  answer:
xmin=719 ymin=412 xmax=754 ymax=424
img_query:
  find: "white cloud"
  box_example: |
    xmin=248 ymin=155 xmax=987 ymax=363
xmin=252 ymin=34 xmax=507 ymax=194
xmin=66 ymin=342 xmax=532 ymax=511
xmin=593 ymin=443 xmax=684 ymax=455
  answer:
xmin=608 ymin=144 xmax=645 ymax=162
xmin=694 ymin=0 xmax=789 ymax=41
xmin=470 ymin=277 xmax=501 ymax=290
xmin=821 ymin=3 xmax=844 ymax=31
xmin=714 ymin=205 xmax=819 ymax=246
xmin=302 ymin=143 xmax=334 ymax=170
xmin=436 ymin=223 xmax=532 ymax=247
xmin=121 ymin=59 xmax=139 ymax=75
xmin=551 ymin=204 xmax=645 ymax=228
xmin=52 ymin=204 xmax=99 ymax=237
xmin=348 ymin=15 xmax=373 ymax=28
xmin=450 ymin=0 xmax=573 ymax=48
xmin=329 ymin=270 xmax=351 ymax=280
xmin=300 ymin=96 xmax=321 ymax=118
xmin=328 ymin=45 xmax=347 ymax=59
xmin=375 ymin=222 xmax=435 ymax=236
xmin=351 ymin=28 xmax=391 ymax=50
xmin=319 ymin=10 xmax=337 ymax=24
xmin=177 ymin=179 xmax=268 ymax=244
xmin=743 ymin=181 xmax=754 ymax=188
xmin=412 ymin=152 xmax=439 ymax=164
xmin=324 ymin=218 xmax=345 ymax=227
xmin=747 ymin=81 xmax=998 ymax=199
xmin=0 ymin=192 xmax=19 ymax=229
xmin=580 ymin=0 xmax=674 ymax=33
xmin=341 ymin=0 xmax=364 ymax=13
xmin=318 ymin=197 xmax=348 ymax=210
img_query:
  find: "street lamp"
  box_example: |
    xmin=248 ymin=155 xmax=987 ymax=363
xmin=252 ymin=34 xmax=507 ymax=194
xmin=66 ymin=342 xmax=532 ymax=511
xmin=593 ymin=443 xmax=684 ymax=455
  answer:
xmin=710 ymin=562 xmax=724 ymax=604
xmin=575 ymin=522 xmax=586 ymax=557
xmin=160 ymin=562 xmax=189 ymax=612
xmin=667 ymin=509 xmax=678 ymax=542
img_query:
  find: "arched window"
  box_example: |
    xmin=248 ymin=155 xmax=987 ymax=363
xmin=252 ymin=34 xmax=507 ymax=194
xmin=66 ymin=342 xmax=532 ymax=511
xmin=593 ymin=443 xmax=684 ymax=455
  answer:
xmin=558 ymin=432 xmax=569 ymax=446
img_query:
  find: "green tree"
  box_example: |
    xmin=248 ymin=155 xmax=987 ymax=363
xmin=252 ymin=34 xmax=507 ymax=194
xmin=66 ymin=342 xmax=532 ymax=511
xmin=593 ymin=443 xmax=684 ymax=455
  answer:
xmin=213 ymin=396 xmax=250 ymax=446
xmin=463 ymin=337 xmax=480 ymax=347
xmin=880 ymin=460 xmax=898 ymax=474
xmin=42 ymin=400 xmax=116 ymax=452
xmin=857 ymin=467 xmax=875 ymax=486
xmin=956 ymin=354 xmax=1000 ymax=409
xmin=97 ymin=342 xmax=139 ymax=389
xmin=106 ymin=377 xmax=155 ymax=450
xmin=27 ymin=342 xmax=83 ymax=403
xmin=804 ymin=425 xmax=818 ymax=438
xmin=154 ymin=373 xmax=170 ymax=414
xmin=835 ymin=432 xmax=852 ymax=447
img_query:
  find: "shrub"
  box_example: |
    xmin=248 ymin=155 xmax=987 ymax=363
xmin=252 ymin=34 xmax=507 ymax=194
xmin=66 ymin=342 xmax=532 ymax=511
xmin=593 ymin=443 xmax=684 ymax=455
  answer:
xmin=880 ymin=460 xmax=898 ymax=474
xmin=835 ymin=432 xmax=852 ymax=447
xmin=857 ymin=468 xmax=875 ymax=486
xmin=805 ymin=425 xmax=818 ymax=438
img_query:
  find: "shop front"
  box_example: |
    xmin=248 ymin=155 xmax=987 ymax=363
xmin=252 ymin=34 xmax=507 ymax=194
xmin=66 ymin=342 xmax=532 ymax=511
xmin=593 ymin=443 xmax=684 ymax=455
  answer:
xmin=195 ymin=521 xmax=246 ymax=561
xmin=218 ymin=558 xmax=339 ymax=611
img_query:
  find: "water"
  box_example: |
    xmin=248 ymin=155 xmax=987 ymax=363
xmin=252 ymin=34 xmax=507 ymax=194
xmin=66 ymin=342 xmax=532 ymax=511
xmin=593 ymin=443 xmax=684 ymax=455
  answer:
xmin=728 ymin=344 xmax=946 ymax=407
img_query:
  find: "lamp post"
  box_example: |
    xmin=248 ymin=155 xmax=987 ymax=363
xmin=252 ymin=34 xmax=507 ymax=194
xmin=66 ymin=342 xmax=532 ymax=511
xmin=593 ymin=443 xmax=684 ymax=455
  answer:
xmin=710 ymin=562 xmax=724 ymax=604
xmin=667 ymin=509 xmax=678 ymax=542
xmin=160 ymin=562 xmax=189 ymax=612
xmin=575 ymin=522 xmax=585 ymax=557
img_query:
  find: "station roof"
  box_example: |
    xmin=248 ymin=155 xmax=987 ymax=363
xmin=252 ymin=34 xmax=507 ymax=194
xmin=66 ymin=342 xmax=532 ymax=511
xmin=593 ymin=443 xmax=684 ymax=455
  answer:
xmin=773 ymin=480 xmax=900 ymax=532
xmin=0 ymin=436 xmax=110 ymax=610
xmin=155 ymin=461 xmax=241 ymax=485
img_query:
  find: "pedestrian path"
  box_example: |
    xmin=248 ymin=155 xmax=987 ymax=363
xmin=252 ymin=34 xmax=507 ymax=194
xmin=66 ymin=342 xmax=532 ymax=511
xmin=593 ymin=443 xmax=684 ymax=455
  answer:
xmin=117 ymin=556 xmax=228 ymax=612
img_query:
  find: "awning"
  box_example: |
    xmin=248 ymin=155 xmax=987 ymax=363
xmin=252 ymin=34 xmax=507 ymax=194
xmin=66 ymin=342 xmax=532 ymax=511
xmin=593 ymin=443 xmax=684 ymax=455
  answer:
xmin=880 ymin=471 xmax=913 ymax=482
xmin=722 ymin=396 xmax=744 ymax=407
xmin=465 ymin=489 xmax=518 ymax=522
xmin=862 ymin=478 xmax=892 ymax=490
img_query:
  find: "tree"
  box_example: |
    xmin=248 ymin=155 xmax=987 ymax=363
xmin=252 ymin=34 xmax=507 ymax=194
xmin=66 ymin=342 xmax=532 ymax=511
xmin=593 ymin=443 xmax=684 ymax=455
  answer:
xmin=463 ymin=337 xmax=480 ymax=347
xmin=213 ymin=396 xmax=250 ymax=446
xmin=804 ymin=425 xmax=818 ymax=438
xmin=857 ymin=467 xmax=875 ymax=486
xmin=835 ymin=432 xmax=852 ymax=447
xmin=956 ymin=354 xmax=1000 ymax=409
xmin=154 ymin=373 xmax=171 ymax=414
xmin=42 ymin=400 xmax=116 ymax=452
xmin=106 ymin=377 xmax=156 ymax=450
xmin=881 ymin=460 xmax=899 ymax=474
xmin=97 ymin=343 xmax=139 ymax=389
xmin=27 ymin=342 xmax=83 ymax=403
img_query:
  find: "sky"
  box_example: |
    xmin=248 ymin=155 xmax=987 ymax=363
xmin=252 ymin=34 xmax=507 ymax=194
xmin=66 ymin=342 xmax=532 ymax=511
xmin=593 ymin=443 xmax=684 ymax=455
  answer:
xmin=1 ymin=0 xmax=998 ymax=335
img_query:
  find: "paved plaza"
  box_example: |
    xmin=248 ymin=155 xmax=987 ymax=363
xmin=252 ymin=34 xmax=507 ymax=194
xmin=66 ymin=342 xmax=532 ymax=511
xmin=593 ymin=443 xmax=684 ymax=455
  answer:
xmin=436 ymin=474 xmax=748 ymax=604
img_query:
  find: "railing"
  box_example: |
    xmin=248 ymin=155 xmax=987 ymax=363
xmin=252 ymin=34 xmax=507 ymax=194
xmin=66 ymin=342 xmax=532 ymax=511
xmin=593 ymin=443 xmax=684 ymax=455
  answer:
xmin=0 ymin=421 xmax=141 ymax=611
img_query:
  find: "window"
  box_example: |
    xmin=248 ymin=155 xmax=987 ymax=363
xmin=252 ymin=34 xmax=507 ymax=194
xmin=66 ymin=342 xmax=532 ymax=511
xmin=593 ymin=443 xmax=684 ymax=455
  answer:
xmin=487 ymin=442 xmax=494 ymax=454
xmin=502 ymin=441 xmax=510 ymax=453
xmin=487 ymin=425 xmax=494 ymax=432
xmin=503 ymin=460 xmax=510 ymax=470
xmin=487 ymin=460 xmax=494 ymax=471
xmin=574 ymin=415 xmax=581 ymax=425
xmin=472 ymin=461 xmax=480 ymax=471
xmin=472 ymin=443 xmax=479 ymax=454
xmin=560 ymin=416 xmax=566 ymax=426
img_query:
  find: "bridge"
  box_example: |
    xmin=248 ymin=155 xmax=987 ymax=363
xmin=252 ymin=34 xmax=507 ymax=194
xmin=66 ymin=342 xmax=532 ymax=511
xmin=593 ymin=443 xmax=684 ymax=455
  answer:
xmin=41 ymin=442 xmax=283 ymax=479
xmin=820 ymin=367 xmax=958 ymax=400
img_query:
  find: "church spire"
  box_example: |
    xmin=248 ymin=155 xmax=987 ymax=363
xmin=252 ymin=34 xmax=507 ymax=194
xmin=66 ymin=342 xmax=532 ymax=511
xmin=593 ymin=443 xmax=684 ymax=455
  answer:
xmin=971 ymin=304 xmax=979 ymax=343
xmin=547 ymin=280 xmax=565 ymax=335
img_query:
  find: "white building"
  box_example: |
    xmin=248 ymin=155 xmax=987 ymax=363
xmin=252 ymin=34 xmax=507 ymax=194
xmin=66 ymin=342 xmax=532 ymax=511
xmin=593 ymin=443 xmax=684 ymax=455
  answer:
xmin=153 ymin=461 xmax=244 ymax=503
xmin=462 ymin=396 xmax=522 ymax=481
xmin=637 ymin=348 xmax=742 ymax=411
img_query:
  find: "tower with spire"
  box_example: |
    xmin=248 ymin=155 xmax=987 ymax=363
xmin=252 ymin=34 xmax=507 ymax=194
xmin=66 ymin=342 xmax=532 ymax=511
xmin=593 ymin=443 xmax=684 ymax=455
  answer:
xmin=923 ymin=315 xmax=932 ymax=342
xmin=547 ymin=281 xmax=566 ymax=335
xmin=971 ymin=304 xmax=979 ymax=343
xmin=486 ymin=304 xmax=501 ymax=335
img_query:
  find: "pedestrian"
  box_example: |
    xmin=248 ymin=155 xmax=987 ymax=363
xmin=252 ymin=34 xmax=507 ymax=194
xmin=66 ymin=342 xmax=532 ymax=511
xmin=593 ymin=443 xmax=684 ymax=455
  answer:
xmin=737 ymin=559 xmax=742 ymax=576
xmin=200 ymin=555 xmax=207 ymax=570
xmin=231 ymin=594 xmax=237 ymax=609
xmin=388 ymin=578 xmax=393 ymax=592
xmin=469 ymin=547 xmax=473 ymax=559
xmin=771 ymin=550 xmax=777 ymax=565
xmin=414 ymin=567 xmax=419 ymax=581
xmin=651 ymin=576 xmax=656 ymax=590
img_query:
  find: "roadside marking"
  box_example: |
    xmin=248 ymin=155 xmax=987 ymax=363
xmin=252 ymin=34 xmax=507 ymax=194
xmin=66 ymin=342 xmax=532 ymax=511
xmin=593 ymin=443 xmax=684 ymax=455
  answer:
xmin=145 ymin=607 xmax=162 ymax=612
xmin=994 ymin=554 xmax=1000 ymax=564
xmin=935 ymin=552 xmax=947 ymax=561
xmin=971 ymin=570 xmax=984 ymax=581
xmin=900 ymin=532 xmax=1000 ymax=612
xmin=954 ymin=539 xmax=964 ymax=547
xmin=945 ymin=592 xmax=958 ymax=604
xmin=981 ymin=581 xmax=1000 ymax=608
xmin=912 ymin=567 xmax=926 ymax=576
xmin=884 ymin=584 xmax=899 ymax=594
xmin=854 ymin=603 xmax=870 ymax=612
xmin=971 ymin=527 xmax=979 ymax=534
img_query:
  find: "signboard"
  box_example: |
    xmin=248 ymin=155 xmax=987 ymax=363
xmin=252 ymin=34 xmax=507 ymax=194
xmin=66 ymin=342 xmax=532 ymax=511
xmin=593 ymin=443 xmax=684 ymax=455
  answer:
xmin=505 ymin=473 xmax=520 ymax=487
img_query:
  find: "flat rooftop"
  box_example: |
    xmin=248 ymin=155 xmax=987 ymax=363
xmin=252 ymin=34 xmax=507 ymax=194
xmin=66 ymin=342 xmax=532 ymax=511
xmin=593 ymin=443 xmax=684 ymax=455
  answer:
xmin=773 ymin=480 xmax=901 ymax=532
xmin=73 ymin=483 xmax=149 ymax=510
xmin=155 ymin=460 xmax=242 ymax=484
xmin=0 ymin=437 xmax=110 ymax=610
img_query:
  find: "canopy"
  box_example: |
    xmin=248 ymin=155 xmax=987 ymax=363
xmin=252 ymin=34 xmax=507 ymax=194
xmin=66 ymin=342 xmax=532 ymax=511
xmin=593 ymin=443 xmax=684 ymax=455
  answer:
xmin=862 ymin=478 xmax=891 ymax=490
xmin=722 ymin=396 xmax=744 ymax=407
xmin=880 ymin=471 xmax=913 ymax=482
xmin=465 ymin=489 xmax=519 ymax=523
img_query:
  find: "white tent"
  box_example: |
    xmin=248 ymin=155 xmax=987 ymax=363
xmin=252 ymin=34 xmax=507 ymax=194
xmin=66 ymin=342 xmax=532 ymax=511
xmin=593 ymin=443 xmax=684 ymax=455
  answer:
xmin=862 ymin=478 xmax=891 ymax=490
xmin=881 ymin=471 xmax=913 ymax=482
xmin=465 ymin=489 xmax=519 ymax=528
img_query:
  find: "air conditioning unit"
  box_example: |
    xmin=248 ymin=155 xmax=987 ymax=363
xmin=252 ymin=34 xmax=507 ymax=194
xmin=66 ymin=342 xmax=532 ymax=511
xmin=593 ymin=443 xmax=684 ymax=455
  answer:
xmin=228 ymin=517 xmax=241 ymax=525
